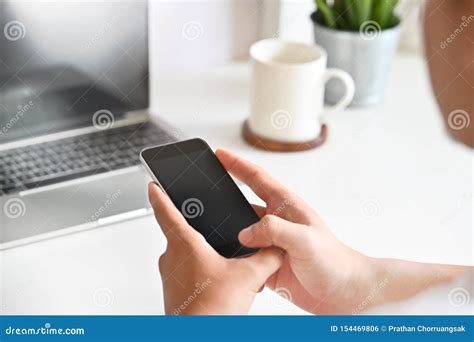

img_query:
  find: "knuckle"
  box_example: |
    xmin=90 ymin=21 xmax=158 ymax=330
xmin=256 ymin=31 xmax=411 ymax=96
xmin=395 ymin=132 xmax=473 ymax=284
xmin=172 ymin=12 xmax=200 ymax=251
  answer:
xmin=191 ymin=230 xmax=207 ymax=245
xmin=248 ymin=167 xmax=267 ymax=187
xmin=257 ymin=215 xmax=280 ymax=245
xmin=261 ymin=214 xmax=279 ymax=229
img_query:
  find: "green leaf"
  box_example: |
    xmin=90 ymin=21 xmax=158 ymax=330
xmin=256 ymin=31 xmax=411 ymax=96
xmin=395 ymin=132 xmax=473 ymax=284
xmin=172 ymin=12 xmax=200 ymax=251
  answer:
xmin=315 ymin=0 xmax=400 ymax=31
xmin=333 ymin=0 xmax=350 ymax=30
xmin=354 ymin=0 xmax=373 ymax=26
xmin=334 ymin=0 xmax=345 ymax=14
xmin=373 ymin=0 xmax=399 ymax=29
xmin=315 ymin=0 xmax=337 ymax=28
xmin=344 ymin=0 xmax=359 ymax=30
xmin=388 ymin=14 xmax=400 ymax=28
xmin=336 ymin=14 xmax=351 ymax=30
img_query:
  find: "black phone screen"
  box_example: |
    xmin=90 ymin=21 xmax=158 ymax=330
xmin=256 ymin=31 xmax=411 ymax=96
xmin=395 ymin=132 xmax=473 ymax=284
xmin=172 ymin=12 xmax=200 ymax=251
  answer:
xmin=141 ymin=139 xmax=258 ymax=258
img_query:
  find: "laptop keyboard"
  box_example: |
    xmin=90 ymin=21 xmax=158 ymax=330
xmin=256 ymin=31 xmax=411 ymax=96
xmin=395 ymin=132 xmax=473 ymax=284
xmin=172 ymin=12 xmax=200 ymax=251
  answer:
xmin=0 ymin=121 xmax=175 ymax=195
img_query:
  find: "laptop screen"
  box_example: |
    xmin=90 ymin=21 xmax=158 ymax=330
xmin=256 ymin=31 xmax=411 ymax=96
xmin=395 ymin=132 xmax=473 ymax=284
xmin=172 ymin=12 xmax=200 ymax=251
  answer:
xmin=0 ymin=1 xmax=149 ymax=143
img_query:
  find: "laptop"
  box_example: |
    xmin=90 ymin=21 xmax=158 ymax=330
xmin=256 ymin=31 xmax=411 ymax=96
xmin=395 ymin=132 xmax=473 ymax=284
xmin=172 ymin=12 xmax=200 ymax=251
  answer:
xmin=0 ymin=1 xmax=178 ymax=249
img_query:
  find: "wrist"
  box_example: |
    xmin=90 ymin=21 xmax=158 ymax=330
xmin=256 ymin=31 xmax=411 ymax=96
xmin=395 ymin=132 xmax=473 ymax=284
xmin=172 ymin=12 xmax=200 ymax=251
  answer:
xmin=344 ymin=253 xmax=389 ymax=314
xmin=170 ymin=290 xmax=254 ymax=315
xmin=357 ymin=258 xmax=471 ymax=311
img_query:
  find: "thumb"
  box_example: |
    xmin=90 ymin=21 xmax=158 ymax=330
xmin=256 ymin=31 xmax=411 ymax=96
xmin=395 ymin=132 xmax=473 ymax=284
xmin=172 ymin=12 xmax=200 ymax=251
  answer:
xmin=243 ymin=247 xmax=283 ymax=289
xmin=239 ymin=215 xmax=313 ymax=260
xmin=148 ymin=182 xmax=205 ymax=246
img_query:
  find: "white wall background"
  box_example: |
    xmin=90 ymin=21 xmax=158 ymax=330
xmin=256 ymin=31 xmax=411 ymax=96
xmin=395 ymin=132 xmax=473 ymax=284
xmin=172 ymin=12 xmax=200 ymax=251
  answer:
xmin=150 ymin=0 xmax=423 ymax=68
xmin=150 ymin=0 xmax=260 ymax=71
xmin=149 ymin=0 xmax=423 ymax=111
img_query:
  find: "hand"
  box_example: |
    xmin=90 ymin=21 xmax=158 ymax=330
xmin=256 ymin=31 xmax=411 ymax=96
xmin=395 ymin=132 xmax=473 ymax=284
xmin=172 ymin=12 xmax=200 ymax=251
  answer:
xmin=216 ymin=149 xmax=471 ymax=314
xmin=148 ymin=182 xmax=283 ymax=315
xmin=215 ymin=149 xmax=374 ymax=314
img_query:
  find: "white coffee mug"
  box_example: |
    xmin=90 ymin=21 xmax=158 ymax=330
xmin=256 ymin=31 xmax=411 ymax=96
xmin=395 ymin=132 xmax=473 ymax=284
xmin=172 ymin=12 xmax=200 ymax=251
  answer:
xmin=249 ymin=39 xmax=355 ymax=143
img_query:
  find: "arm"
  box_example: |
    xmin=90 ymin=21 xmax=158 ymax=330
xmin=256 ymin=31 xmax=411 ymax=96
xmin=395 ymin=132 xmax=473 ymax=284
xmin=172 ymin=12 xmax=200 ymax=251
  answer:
xmin=354 ymin=258 xmax=469 ymax=312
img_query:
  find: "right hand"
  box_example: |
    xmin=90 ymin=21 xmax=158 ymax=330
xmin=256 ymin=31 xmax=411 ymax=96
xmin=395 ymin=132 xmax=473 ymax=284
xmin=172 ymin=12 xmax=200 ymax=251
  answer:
xmin=216 ymin=149 xmax=375 ymax=314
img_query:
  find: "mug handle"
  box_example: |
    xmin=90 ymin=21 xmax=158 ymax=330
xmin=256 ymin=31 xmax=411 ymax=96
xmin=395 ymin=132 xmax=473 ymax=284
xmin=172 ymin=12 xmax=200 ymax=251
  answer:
xmin=321 ymin=68 xmax=355 ymax=122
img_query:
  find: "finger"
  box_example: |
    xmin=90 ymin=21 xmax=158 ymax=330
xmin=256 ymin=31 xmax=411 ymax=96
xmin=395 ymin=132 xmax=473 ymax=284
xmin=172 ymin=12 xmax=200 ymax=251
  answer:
xmin=215 ymin=149 xmax=289 ymax=203
xmin=251 ymin=204 xmax=266 ymax=218
xmin=239 ymin=215 xmax=313 ymax=260
xmin=217 ymin=149 xmax=315 ymax=225
xmin=243 ymin=247 xmax=284 ymax=289
xmin=148 ymin=182 xmax=202 ymax=243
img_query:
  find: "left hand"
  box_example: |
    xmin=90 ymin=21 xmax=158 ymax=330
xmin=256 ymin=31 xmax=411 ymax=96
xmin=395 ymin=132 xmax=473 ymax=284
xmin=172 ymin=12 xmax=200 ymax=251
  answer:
xmin=148 ymin=182 xmax=283 ymax=315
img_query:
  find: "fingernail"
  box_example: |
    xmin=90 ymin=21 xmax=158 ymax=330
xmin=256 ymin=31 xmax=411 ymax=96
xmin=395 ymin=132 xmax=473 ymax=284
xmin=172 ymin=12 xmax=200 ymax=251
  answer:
xmin=238 ymin=227 xmax=253 ymax=244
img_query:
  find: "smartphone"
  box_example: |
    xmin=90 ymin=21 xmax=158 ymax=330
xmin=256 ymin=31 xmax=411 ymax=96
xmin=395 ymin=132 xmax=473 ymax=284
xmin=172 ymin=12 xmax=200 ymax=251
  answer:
xmin=140 ymin=138 xmax=259 ymax=258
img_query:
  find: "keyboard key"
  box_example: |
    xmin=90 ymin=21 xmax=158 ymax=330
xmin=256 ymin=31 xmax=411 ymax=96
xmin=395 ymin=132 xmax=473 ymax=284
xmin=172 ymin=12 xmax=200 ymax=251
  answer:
xmin=0 ymin=121 xmax=175 ymax=195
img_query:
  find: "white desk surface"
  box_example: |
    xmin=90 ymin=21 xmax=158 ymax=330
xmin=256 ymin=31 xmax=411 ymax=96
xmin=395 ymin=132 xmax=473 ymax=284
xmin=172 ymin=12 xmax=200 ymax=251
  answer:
xmin=1 ymin=53 xmax=472 ymax=315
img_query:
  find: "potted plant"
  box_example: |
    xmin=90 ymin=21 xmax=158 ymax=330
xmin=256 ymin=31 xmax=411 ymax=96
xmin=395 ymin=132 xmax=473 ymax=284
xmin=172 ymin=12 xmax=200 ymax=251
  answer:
xmin=311 ymin=0 xmax=401 ymax=106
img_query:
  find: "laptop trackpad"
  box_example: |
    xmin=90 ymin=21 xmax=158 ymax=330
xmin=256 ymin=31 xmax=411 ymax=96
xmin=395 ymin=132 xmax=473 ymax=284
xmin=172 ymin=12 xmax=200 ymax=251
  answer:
xmin=1 ymin=167 xmax=151 ymax=246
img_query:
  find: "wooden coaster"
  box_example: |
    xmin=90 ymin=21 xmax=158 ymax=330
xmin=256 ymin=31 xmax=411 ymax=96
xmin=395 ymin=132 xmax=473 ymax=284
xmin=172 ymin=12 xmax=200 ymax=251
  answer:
xmin=242 ymin=120 xmax=327 ymax=152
